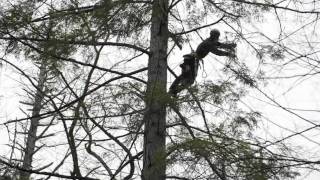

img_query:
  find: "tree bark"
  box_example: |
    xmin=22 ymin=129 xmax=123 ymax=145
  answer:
xmin=20 ymin=62 xmax=47 ymax=180
xmin=142 ymin=0 xmax=169 ymax=180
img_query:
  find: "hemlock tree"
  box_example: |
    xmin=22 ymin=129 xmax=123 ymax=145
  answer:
xmin=142 ymin=0 xmax=168 ymax=179
xmin=0 ymin=0 xmax=319 ymax=180
xmin=19 ymin=16 xmax=75 ymax=179
xmin=20 ymin=61 xmax=48 ymax=180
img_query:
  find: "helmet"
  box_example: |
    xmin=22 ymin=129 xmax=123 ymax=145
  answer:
xmin=210 ymin=29 xmax=220 ymax=38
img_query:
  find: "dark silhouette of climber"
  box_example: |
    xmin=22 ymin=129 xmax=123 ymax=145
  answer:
xmin=169 ymin=29 xmax=236 ymax=96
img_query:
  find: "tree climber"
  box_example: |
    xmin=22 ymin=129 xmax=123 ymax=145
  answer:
xmin=169 ymin=29 xmax=237 ymax=96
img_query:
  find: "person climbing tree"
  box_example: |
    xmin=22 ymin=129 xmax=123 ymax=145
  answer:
xmin=169 ymin=29 xmax=237 ymax=96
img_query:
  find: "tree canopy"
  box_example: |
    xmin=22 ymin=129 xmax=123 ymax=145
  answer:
xmin=0 ymin=0 xmax=320 ymax=180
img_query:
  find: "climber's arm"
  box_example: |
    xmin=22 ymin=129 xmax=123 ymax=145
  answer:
xmin=210 ymin=48 xmax=234 ymax=57
xmin=218 ymin=42 xmax=237 ymax=50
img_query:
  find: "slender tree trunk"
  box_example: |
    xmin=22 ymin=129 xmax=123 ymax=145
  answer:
xmin=142 ymin=0 xmax=169 ymax=180
xmin=20 ymin=62 xmax=47 ymax=180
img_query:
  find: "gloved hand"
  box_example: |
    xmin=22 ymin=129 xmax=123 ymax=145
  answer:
xmin=228 ymin=52 xmax=236 ymax=58
xmin=231 ymin=43 xmax=237 ymax=48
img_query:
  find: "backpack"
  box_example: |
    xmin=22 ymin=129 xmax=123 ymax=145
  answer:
xmin=180 ymin=53 xmax=199 ymax=78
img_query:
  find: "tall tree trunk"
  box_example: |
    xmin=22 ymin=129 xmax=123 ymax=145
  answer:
xmin=142 ymin=0 xmax=169 ymax=180
xmin=20 ymin=62 xmax=47 ymax=180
